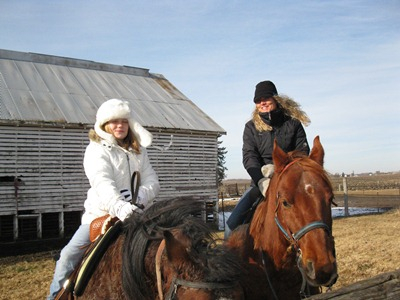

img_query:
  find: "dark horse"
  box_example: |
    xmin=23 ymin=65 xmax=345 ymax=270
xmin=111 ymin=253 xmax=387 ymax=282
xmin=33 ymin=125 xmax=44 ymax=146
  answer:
xmin=77 ymin=198 xmax=244 ymax=299
xmin=225 ymin=136 xmax=338 ymax=299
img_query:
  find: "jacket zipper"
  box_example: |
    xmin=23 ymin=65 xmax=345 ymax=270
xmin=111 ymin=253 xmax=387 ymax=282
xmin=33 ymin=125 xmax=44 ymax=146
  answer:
xmin=126 ymin=153 xmax=132 ymax=178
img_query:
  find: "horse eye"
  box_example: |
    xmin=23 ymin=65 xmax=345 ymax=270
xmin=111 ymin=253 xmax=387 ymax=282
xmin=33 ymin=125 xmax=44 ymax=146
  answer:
xmin=282 ymin=200 xmax=291 ymax=208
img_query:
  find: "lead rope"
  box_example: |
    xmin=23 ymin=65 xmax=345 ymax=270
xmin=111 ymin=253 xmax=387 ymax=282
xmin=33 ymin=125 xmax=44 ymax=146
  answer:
xmin=156 ymin=239 xmax=166 ymax=300
xmin=261 ymin=251 xmax=279 ymax=300
xmin=296 ymin=251 xmax=310 ymax=299
xmin=262 ymin=250 xmax=310 ymax=300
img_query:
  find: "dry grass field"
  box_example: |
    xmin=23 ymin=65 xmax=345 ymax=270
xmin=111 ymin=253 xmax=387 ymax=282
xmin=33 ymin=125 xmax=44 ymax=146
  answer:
xmin=0 ymin=208 xmax=399 ymax=299
xmin=331 ymin=208 xmax=400 ymax=290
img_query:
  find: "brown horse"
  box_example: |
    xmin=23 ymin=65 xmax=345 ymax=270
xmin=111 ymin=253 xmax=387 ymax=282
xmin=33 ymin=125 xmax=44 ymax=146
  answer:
xmin=225 ymin=136 xmax=338 ymax=299
xmin=76 ymin=198 xmax=244 ymax=299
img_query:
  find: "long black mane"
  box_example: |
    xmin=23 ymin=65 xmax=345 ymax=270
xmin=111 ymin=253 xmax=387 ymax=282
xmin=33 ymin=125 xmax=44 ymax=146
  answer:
xmin=121 ymin=197 xmax=243 ymax=299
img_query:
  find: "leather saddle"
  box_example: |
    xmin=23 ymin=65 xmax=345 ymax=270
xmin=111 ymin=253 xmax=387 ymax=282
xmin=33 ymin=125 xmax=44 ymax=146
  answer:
xmin=55 ymin=216 xmax=122 ymax=299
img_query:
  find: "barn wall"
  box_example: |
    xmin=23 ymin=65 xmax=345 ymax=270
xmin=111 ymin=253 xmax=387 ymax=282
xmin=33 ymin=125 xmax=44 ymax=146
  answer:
xmin=149 ymin=130 xmax=219 ymax=201
xmin=0 ymin=124 xmax=219 ymax=241
xmin=0 ymin=125 xmax=89 ymax=215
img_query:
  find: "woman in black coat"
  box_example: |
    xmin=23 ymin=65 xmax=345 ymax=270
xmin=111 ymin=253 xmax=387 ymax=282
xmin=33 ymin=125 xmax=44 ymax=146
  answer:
xmin=225 ymin=80 xmax=311 ymax=238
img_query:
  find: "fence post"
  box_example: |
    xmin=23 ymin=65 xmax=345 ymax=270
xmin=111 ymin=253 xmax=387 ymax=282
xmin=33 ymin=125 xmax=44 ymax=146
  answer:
xmin=343 ymin=176 xmax=349 ymax=216
xmin=220 ymin=191 xmax=225 ymax=230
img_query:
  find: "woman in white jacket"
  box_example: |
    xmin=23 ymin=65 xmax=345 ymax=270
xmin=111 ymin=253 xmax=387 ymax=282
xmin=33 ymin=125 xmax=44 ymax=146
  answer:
xmin=47 ymin=99 xmax=160 ymax=299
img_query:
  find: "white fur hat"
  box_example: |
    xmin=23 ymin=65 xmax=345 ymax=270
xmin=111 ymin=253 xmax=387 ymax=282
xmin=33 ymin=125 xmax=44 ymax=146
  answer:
xmin=94 ymin=99 xmax=152 ymax=147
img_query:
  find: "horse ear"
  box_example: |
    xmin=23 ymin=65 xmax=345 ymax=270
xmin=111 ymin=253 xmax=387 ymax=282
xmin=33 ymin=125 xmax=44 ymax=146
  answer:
xmin=309 ymin=136 xmax=325 ymax=166
xmin=273 ymin=139 xmax=290 ymax=173
xmin=163 ymin=230 xmax=191 ymax=269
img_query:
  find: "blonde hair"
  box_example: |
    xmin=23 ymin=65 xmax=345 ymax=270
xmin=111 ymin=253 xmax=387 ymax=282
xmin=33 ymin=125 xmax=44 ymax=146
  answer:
xmin=252 ymin=95 xmax=311 ymax=132
xmin=88 ymin=124 xmax=141 ymax=153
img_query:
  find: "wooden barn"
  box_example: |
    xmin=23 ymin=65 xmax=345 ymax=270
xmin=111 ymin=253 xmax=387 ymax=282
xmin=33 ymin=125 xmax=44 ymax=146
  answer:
xmin=0 ymin=49 xmax=225 ymax=244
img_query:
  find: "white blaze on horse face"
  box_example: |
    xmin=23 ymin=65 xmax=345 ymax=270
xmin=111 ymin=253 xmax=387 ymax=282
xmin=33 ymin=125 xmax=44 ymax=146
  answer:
xmin=305 ymin=184 xmax=314 ymax=194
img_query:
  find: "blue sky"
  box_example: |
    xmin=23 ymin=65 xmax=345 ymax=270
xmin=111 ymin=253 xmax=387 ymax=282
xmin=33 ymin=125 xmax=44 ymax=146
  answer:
xmin=1 ymin=0 xmax=399 ymax=178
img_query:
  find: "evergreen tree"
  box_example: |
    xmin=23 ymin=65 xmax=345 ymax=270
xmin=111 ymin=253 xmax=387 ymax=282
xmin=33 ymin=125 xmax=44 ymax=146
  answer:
xmin=217 ymin=139 xmax=227 ymax=186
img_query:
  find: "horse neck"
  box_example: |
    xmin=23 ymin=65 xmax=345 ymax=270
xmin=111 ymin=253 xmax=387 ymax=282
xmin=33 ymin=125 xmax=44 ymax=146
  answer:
xmin=250 ymin=180 xmax=294 ymax=268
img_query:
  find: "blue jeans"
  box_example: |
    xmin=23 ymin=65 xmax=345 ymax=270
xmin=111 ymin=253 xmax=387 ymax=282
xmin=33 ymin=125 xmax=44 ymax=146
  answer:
xmin=225 ymin=186 xmax=262 ymax=239
xmin=47 ymin=224 xmax=90 ymax=300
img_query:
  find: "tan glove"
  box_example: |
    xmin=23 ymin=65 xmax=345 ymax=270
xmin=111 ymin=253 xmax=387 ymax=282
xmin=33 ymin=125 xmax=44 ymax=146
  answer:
xmin=258 ymin=177 xmax=271 ymax=197
xmin=261 ymin=164 xmax=274 ymax=178
xmin=258 ymin=164 xmax=274 ymax=197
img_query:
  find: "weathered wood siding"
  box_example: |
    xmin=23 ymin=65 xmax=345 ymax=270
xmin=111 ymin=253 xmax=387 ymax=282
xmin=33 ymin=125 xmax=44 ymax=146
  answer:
xmin=0 ymin=125 xmax=219 ymax=217
xmin=149 ymin=130 xmax=219 ymax=201
xmin=0 ymin=125 xmax=88 ymax=215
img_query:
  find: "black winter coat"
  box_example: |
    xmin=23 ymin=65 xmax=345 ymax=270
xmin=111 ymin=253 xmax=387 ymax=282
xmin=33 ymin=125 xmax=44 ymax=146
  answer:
xmin=242 ymin=114 xmax=309 ymax=185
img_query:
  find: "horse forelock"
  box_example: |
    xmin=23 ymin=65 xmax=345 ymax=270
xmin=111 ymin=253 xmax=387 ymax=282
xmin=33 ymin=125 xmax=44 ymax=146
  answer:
xmin=281 ymin=150 xmax=332 ymax=191
xmin=170 ymin=218 xmax=244 ymax=283
xmin=204 ymin=245 xmax=244 ymax=280
xmin=296 ymin=158 xmax=333 ymax=192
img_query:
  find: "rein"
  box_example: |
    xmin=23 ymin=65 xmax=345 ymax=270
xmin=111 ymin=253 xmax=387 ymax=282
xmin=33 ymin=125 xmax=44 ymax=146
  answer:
xmin=263 ymin=158 xmax=332 ymax=299
xmin=130 ymin=171 xmax=143 ymax=208
xmin=155 ymin=239 xmax=238 ymax=300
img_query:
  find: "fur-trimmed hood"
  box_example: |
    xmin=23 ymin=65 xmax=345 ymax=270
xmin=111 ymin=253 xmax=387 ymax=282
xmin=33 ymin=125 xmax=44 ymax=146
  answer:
xmin=252 ymin=95 xmax=311 ymax=132
xmin=93 ymin=98 xmax=152 ymax=147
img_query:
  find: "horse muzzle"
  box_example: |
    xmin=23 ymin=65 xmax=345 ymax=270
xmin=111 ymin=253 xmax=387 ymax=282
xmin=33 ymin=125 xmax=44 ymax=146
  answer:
xmin=303 ymin=259 xmax=338 ymax=288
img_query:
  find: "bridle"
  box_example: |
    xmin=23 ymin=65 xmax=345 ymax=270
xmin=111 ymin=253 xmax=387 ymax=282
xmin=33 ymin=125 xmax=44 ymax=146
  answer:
xmin=274 ymin=204 xmax=331 ymax=255
xmin=274 ymin=200 xmax=331 ymax=299
xmin=262 ymin=159 xmax=333 ymax=299
xmin=155 ymin=240 xmax=238 ymax=300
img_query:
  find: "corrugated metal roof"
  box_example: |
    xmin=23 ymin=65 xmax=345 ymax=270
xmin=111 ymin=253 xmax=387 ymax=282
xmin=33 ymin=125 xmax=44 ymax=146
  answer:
xmin=0 ymin=49 xmax=225 ymax=134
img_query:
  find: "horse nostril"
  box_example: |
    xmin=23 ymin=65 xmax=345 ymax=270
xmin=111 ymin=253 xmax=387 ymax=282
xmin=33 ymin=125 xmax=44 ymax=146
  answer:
xmin=306 ymin=261 xmax=316 ymax=280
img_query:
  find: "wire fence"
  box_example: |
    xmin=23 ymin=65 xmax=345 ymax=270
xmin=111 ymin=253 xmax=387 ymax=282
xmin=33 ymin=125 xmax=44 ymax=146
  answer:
xmin=219 ymin=173 xmax=400 ymax=199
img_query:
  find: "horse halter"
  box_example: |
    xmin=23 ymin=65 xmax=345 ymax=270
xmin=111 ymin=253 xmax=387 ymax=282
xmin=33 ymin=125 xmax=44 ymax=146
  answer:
xmin=273 ymin=199 xmax=331 ymax=298
xmin=274 ymin=206 xmax=331 ymax=253
xmin=155 ymin=239 xmax=238 ymax=300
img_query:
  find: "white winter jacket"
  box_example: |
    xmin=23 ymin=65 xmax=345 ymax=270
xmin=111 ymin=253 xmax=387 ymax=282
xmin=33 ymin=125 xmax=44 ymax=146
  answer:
xmin=81 ymin=139 xmax=160 ymax=224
